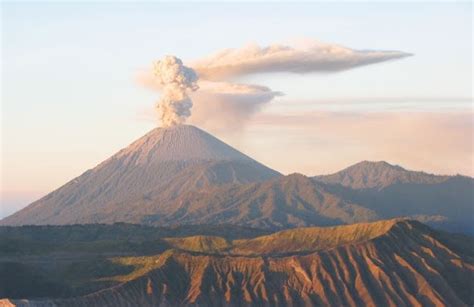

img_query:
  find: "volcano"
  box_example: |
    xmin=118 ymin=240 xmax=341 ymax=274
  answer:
xmin=1 ymin=125 xmax=280 ymax=225
xmin=2 ymin=126 xmax=472 ymax=234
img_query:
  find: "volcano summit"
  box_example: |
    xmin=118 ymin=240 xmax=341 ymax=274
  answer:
xmin=1 ymin=125 xmax=280 ymax=226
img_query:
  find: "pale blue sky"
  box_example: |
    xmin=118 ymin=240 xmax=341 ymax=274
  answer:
xmin=1 ymin=2 xmax=472 ymax=218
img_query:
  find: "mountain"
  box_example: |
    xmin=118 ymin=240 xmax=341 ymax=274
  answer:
xmin=2 ymin=219 xmax=473 ymax=306
xmin=0 ymin=125 xmax=280 ymax=226
xmin=141 ymin=173 xmax=378 ymax=229
xmin=3 ymin=156 xmax=472 ymax=233
xmin=2 ymin=129 xmax=472 ymax=234
xmin=315 ymin=160 xmax=449 ymax=189
xmin=116 ymin=167 xmax=470 ymax=234
xmin=314 ymin=161 xmax=474 ymax=234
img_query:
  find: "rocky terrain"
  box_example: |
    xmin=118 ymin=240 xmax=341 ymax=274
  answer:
xmin=1 ymin=219 xmax=473 ymax=306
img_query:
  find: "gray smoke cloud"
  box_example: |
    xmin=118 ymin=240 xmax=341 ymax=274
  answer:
xmin=144 ymin=40 xmax=411 ymax=129
xmin=152 ymin=56 xmax=198 ymax=127
xmin=191 ymin=40 xmax=412 ymax=80
xmin=189 ymin=81 xmax=283 ymax=132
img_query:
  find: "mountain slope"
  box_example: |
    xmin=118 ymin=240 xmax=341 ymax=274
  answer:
xmin=3 ymin=220 xmax=473 ymax=306
xmin=1 ymin=125 xmax=280 ymax=226
xmin=140 ymin=173 xmax=379 ymax=229
xmin=314 ymin=161 xmax=474 ymax=234
xmin=315 ymin=160 xmax=449 ymax=189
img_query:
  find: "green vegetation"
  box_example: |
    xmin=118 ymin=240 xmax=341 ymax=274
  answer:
xmin=164 ymin=236 xmax=230 ymax=253
xmin=105 ymin=250 xmax=176 ymax=282
xmin=231 ymin=219 xmax=398 ymax=255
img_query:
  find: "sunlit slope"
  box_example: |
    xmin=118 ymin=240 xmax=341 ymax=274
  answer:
xmin=164 ymin=235 xmax=231 ymax=253
xmin=230 ymin=219 xmax=397 ymax=255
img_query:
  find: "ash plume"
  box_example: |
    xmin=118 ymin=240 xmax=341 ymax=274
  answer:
xmin=152 ymin=56 xmax=198 ymax=127
xmin=189 ymin=81 xmax=283 ymax=132
xmin=191 ymin=40 xmax=412 ymax=80
xmin=142 ymin=39 xmax=411 ymax=129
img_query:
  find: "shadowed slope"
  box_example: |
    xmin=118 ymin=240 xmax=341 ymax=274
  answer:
xmin=144 ymin=173 xmax=378 ymax=229
xmin=314 ymin=161 xmax=474 ymax=234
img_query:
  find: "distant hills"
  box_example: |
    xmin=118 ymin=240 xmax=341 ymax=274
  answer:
xmin=314 ymin=160 xmax=450 ymax=189
xmin=1 ymin=219 xmax=473 ymax=306
xmin=314 ymin=161 xmax=474 ymax=234
xmin=1 ymin=125 xmax=472 ymax=235
xmin=144 ymin=173 xmax=378 ymax=229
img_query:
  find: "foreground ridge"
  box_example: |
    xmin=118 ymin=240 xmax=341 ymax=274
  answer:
xmin=2 ymin=219 xmax=473 ymax=306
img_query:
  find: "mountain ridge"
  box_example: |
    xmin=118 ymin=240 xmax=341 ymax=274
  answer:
xmin=313 ymin=161 xmax=474 ymax=234
xmin=314 ymin=160 xmax=451 ymax=189
xmin=2 ymin=219 xmax=473 ymax=306
xmin=141 ymin=173 xmax=378 ymax=229
xmin=2 ymin=128 xmax=472 ymax=235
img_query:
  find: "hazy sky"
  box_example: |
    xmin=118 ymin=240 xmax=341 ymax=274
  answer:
xmin=1 ymin=2 xmax=472 ymax=218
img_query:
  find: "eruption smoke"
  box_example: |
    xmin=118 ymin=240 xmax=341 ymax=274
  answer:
xmin=152 ymin=56 xmax=198 ymax=126
xmin=191 ymin=41 xmax=412 ymax=80
xmin=142 ymin=40 xmax=411 ymax=129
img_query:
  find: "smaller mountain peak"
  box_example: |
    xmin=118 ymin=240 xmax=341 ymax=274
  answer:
xmin=285 ymin=173 xmax=309 ymax=180
xmin=315 ymin=160 xmax=446 ymax=189
xmin=352 ymin=160 xmax=405 ymax=171
xmin=277 ymin=173 xmax=313 ymax=186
